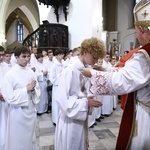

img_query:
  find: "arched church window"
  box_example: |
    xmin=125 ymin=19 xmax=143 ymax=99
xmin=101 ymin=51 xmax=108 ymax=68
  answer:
xmin=17 ymin=21 xmax=23 ymax=42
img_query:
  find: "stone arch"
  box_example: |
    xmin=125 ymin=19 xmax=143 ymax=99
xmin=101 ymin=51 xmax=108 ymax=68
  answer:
xmin=0 ymin=0 xmax=40 ymax=46
xmin=6 ymin=8 xmax=33 ymax=35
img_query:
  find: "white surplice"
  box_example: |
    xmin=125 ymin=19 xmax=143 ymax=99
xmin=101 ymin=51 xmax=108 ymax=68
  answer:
xmin=30 ymin=53 xmax=37 ymax=68
xmin=3 ymin=62 xmax=12 ymax=71
xmin=35 ymin=61 xmax=48 ymax=113
xmin=10 ymin=53 xmax=17 ymax=66
xmin=90 ymin=51 xmax=150 ymax=150
xmin=88 ymin=108 xmax=95 ymax=127
xmin=113 ymin=95 xmax=118 ymax=109
xmin=101 ymin=59 xmax=113 ymax=115
xmin=55 ymin=56 xmax=89 ymax=150
xmin=44 ymin=58 xmax=54 ymax=86
xmin=94 ymin=95 xmax=102 ymax=119
xmin=0 ymin=62 xmax=10 ymax=150
xmin=49 ymin=59 xmax=63 ymax=124
xmin=1 ymin=64 xmax=40 ymax=150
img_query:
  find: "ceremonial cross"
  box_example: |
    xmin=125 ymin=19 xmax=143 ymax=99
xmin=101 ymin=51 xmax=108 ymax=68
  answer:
xmin=142 ymin=10 xmax=149 ymax=18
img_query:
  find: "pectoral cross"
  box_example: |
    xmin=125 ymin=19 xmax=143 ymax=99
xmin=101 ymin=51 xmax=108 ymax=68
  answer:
xmin=142 ymin=10 xmax=149 ymax=18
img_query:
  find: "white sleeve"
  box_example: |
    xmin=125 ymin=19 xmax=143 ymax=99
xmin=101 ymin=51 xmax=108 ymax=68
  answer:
xmin=2 ymin=75 xmax=29 ymax=106
xmin=56 ymin=67 xmax=88 ymax=121
xmin=90 ymin=52 xmax=150 ymax=95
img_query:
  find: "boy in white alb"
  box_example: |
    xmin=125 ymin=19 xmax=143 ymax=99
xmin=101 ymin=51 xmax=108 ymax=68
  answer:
xmin=55 ymin=37 xmax=105 ymax=150
xmin=0 ymin=46 xmax=10 ymax=150
xmin=1 ymin=46 xmax=40 ymax=150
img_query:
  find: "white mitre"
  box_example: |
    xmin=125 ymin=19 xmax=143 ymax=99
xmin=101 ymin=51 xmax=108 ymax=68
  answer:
xmin=134 ymin=0 xmax=150 ymax=27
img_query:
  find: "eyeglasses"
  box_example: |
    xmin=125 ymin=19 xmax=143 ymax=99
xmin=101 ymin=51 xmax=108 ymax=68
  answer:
xmin=21 ymin=55 xmax=31 ymax=58
xmin=48 ymin=50 xmax=53 ymax=53
xmin=92 ymin=55 xmax=99 ymax=60
xmin=5 ymin=55 xmax=12 ymax=57
xmin=0 ymin=54 xmax=4 ymax=57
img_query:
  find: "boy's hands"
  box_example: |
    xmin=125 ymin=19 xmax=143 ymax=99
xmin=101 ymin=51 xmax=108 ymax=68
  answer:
xmin=87 ymin=96 xmax=102 ymax=107
xmin=26 ymin=80 xmax=36 ymax=92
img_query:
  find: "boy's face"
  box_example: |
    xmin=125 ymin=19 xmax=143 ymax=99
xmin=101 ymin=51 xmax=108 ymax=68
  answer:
xmin=48 ymin=53 xmax=53 ymax=60
xmin=104 ymin=54 xmax=110 ymax=62
xmin=56 ymin=54 xmax=64 ymax=61
xmin=16 ymin=53 xmax=30 ymax=67
xmin=0 ymin=51 xmax=4 ymax=63
xmin=32 ymin=48 xmax=37 ymax=54
xmin=83 ymin=52 xmax=99 ymax=65
xmin=42 ymin=50 xmax=47 ymax=56
xmin=4 ymin=54 xmax=12 ymax=62
xmin=72 ymin=50 xmax=80 ymax=56
xmin=97 ymin=59 xmax=103 ymax=66
xmin=37 ymin=57 xmax=43 ymax=63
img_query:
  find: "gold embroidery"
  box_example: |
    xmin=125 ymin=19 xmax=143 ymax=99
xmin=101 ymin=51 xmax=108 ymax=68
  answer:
xmin=137 ymin=99 xmax=150 ymax=108
xmin=133 ymin=120 xmax=138 ymax=137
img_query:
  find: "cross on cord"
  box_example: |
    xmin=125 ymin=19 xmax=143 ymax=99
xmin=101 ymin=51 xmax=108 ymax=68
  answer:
xmin=142 ymin=10 xmax=149 ymax=18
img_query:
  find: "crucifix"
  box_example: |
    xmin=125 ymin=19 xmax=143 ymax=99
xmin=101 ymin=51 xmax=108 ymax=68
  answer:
xmin=142 ymin=10 xmax=149 ymax=18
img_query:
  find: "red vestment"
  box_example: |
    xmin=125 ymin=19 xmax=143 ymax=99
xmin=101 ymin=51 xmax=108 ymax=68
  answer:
xmin=116 ymin=43 xmax=150 ymax=149
xmin=116 ymin=47 xmax=140 ymax=110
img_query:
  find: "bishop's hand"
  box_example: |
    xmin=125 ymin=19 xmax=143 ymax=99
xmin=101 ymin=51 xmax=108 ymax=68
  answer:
xmin=92 ymin=64 xmax=105 ymax=71
xmin=81 ymin=68 xmax=92 ymax=77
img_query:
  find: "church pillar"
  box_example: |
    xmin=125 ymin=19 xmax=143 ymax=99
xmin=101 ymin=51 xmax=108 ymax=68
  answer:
xmin=0 ymin=0 xmax=10 ymax=47
xmin=92 ymin=0 xmax=103 ymax=39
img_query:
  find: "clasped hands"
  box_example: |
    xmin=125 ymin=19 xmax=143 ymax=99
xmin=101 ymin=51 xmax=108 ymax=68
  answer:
xmin=26 ymin=80 xmax=36 ymax=92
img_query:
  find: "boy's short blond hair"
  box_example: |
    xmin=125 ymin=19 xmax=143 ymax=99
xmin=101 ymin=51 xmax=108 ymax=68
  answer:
xmin=80 ymin=37 xmax=106 ymax=59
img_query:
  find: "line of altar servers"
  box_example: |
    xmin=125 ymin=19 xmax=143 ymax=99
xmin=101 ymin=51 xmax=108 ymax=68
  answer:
xmin=11 ymin=47 xmax=118 ymax=125
xmin=0 ymin=46 xmax=118 ymax=149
